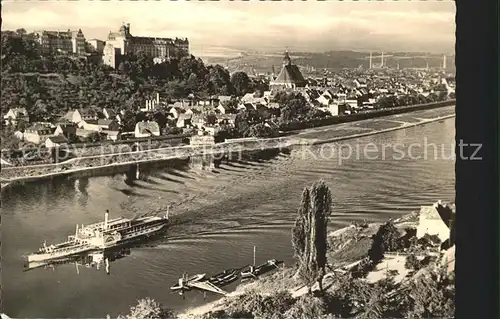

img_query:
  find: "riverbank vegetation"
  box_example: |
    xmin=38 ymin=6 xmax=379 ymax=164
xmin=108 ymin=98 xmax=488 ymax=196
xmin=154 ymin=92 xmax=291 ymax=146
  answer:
xmin=113 ymin=182 xmax=455 ymax=319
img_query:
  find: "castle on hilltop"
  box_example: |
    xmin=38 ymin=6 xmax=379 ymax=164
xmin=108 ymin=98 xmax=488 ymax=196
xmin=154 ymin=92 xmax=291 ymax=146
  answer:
xmin=33 ymin=29 xmax=86 ymax=56
xmin=103 ymin=23 xmax=190 ymax=68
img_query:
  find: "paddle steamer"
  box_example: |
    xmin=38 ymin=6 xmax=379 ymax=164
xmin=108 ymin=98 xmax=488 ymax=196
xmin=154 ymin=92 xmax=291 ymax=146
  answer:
xmin=27 ymin=210 xmax=169 ymax=263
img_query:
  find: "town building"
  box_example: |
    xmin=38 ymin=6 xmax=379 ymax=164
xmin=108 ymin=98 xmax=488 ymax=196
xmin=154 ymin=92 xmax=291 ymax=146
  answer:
xmin=87 ymin=39 xmax=106 ymax=53
xmin=416 ymin=204 xmax=451 ymax=243
xmin=54 ymin=123 xmax=77 ymax=141
xmin=3 ymin=108 xmax=29 ymax=126
xmin=102 ymin=43 xmax=119 ymax=68
xmin=103 ymin=23 xmax=189 ymax=68
xmin=104 ymin=131 xmax=120 ymax=141
xmin=176 ymin=113 xmax=193 ymax=128
xmin=97 ymin=119 xmax=120 ymax=132
xmin=45 ymin=135 xmax=68 ymax=149
xmin=140 ymin=93 xmax=162 ymax=112
xmin=75 ymin=128 xmax=95 ymax=140
xmin=79 ymin=120 xmax=102 ymax=132
xmin=269 ymin=51 xmax=307 ymax=91
xmin=23 ymin=125 xmax=55 ymax=145
xmin=33 ymin=29 xmax=86 ymax=55
xmin=102 ymin=108 xmax=123 ymax=124
xmin=134 ymin=121 xmax=160 ymax=138
xmin=64 ymin=109 xmax=95 ymax=124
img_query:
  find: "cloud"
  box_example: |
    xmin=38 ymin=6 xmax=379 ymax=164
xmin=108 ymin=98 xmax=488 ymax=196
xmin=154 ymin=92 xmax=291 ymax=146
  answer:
xmin=2 ymin=0 xmax=456 ymax=54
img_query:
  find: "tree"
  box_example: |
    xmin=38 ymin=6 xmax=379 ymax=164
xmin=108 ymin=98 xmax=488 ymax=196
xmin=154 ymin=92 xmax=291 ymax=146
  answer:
xmin=280 ymin=96 xmax=310 ymax=124
xmin=16 ymin=119 xmax=27 ymax=132
xmin=368 ymin=221 xmax=402 ymax=264
xmin=234 ymin=109 xmax=262 ymax=137
xmin=206 ymin=65 xmax=233 ymax=95
xmin=86 ymin=131 xmax=102 ymax=143
xmin=247 ymin=123 xmax=278 ymax=138
xmin=291 ymin=180 xmax=332 ymax=293
xmin=121 ymin=110 xmax=137 ymax=132
xmin=220 ymin=99 xmax=239 ymax=114
xmin=0 ymin=128 xmax=21 ymax=150
xmin=231 ymin=72 xmax=251 ymax=96
xmin=205 ymin=112 xmax=218 ymax=126
xmin=16 ymin=28 xmax=27 ymax=36
xmin=153 ymin=111 xmax=167 ymax=131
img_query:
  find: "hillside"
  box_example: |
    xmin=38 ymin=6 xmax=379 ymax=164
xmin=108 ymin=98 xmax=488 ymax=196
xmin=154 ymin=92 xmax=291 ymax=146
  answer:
xmin=1 ymin=32 xmax=264 ymax=123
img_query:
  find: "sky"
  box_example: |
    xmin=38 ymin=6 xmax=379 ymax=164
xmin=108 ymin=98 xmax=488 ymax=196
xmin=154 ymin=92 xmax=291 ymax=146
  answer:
xmin=2 ymin=0 xmax=456 ymax=56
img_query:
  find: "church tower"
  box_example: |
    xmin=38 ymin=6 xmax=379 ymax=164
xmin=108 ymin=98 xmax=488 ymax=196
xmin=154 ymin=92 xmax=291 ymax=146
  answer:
xmin=283 ymin=50 xmax=292 ymax=66
xmin=269 ymin=50 xmax=306 ymax=91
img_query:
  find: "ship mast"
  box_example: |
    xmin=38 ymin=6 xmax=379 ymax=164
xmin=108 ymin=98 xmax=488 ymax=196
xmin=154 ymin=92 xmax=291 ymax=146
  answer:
xmin=253 ymin=245 xmax=256 ymax=266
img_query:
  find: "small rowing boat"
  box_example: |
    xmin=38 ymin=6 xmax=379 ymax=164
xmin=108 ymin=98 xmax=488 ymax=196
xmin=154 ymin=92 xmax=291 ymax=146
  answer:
xmin=209 ymin=268 xmax=239 ymax=286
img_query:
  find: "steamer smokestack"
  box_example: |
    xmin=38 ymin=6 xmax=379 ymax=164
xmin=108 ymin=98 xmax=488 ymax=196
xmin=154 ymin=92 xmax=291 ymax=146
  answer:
xmin=104 ymin=210 xmax=109 ymax=229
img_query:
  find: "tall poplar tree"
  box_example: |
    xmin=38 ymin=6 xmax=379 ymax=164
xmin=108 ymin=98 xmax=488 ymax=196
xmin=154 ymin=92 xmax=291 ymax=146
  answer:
xmin=292 ymin=179 xmax=332 ymax=293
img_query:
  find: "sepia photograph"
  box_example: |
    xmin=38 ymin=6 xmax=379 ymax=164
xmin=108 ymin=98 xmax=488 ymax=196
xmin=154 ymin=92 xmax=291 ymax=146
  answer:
xmin=1 ymin=1 xmax=458 ymax=318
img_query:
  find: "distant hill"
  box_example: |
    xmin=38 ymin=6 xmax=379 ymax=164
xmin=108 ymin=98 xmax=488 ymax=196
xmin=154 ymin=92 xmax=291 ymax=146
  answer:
xmin=205 ymin=50 xmax=455 ymax=73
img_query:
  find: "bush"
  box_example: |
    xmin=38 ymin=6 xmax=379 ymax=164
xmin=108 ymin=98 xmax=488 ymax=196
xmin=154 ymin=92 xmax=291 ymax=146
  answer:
xmin=116 ymin=298 xmax=176 ymax=319
xmin=327 ymin=276 xmax=386 ymax=318
xmin=284 ymin=294 xmax=328 ymax=319
xmin=405 ymin=254 xmax=421 ymax=270
xmin=225 ymin=290 xmax=295 ymax=319
xmin=399 ymin=227 xmax=417 ymax=249
xmin=417 ymin=234 xmax=442 ymax=248
xmin=405 ymin=254 xmax=434 ymax=272
xmin=394 ymin=269 xmax=455 ymax=318
xmin=351 ymin=257 xmax=374 ymax=279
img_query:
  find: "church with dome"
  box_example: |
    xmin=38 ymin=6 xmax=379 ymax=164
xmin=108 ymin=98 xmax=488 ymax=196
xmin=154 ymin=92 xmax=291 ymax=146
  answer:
xmin=269 ymin=51 xmax=307 ymax=91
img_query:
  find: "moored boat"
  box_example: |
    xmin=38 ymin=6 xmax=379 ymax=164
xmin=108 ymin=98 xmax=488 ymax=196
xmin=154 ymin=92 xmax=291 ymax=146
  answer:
xmin=241 ymin=259 xmax=282 ymax=280
xmin=209 ymin=268 xmax=239 ymax=286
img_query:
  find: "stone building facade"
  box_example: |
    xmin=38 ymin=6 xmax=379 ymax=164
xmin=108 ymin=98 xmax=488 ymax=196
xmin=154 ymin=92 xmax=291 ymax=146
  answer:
xmin=33 ymin=29 xmax=86 ymax=56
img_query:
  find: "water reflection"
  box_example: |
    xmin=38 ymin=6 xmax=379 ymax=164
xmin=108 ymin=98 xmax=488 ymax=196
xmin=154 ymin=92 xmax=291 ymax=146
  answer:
xmin=24 ymin=246 xmax=131 ymax=275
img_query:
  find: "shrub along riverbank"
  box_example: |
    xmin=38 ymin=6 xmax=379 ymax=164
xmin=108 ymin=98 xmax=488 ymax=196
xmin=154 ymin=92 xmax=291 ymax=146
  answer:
xmin=113 ymin=181 xmax=455 ymax=319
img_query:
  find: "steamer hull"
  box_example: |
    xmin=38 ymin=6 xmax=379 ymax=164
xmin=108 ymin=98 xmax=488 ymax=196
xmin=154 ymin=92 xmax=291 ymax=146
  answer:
xmin=26 ymin=212 xmax=169 ymax=263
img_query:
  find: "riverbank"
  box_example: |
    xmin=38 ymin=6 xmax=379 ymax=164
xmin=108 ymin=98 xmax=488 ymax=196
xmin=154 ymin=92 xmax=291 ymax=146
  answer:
xmin=0 ymin=105 xmax=455 ymax=187
xmin=175 ymin=214 xmax=411 ymax=318
xmin=111 ymin=201 xmax=454 ymax=319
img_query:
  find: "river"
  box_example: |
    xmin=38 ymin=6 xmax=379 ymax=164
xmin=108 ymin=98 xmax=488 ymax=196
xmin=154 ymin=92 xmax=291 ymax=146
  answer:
xmin=1 ymin=116 xmax=455 ymax=318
